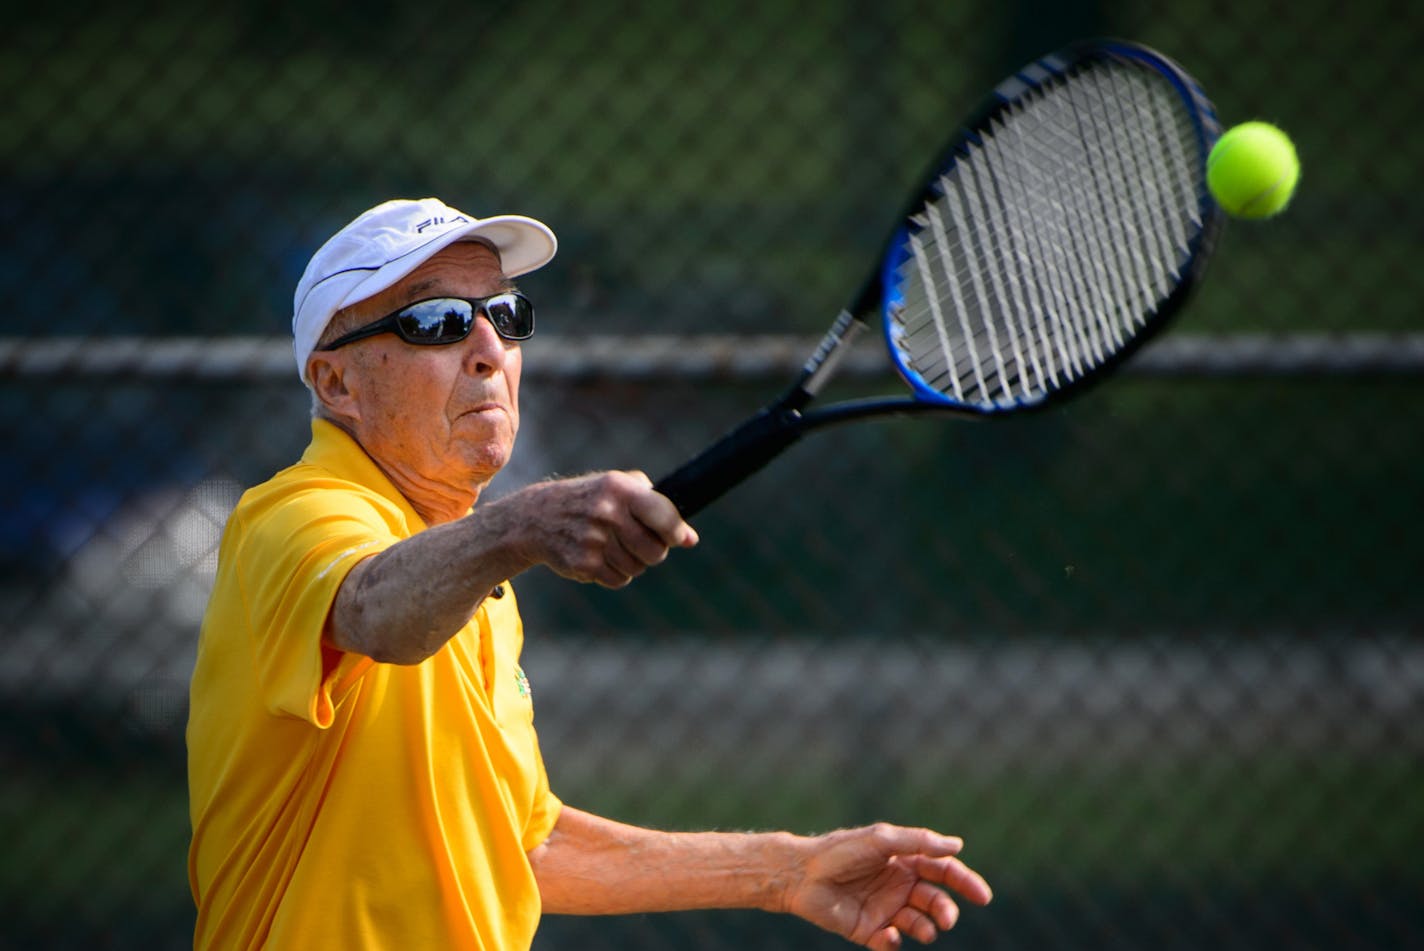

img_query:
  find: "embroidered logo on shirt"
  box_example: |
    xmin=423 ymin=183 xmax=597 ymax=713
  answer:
xmin=514 ymin=665 xmax=531 ymax=699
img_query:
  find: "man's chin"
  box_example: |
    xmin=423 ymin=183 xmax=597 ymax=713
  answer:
xmin=454 ymin=441 xmax=514 ymax=485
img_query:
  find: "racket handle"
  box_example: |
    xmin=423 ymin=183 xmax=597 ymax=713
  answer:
xmin=654 ymin=409 xmax=804 ymax=517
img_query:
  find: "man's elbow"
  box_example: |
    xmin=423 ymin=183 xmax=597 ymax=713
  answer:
xmin=326 ymin=612 xmax=442 ymax=666
xmin=354 ymin=629 xmax=443 ymax=666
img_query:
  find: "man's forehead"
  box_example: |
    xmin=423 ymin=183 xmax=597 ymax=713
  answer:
xmin=456 ymin=236 xmax=500 ymax=255
xmin=400 ymin=240 xmax=506 ymax=287
xmin=433 ymin=237 xmax=502 ymax=264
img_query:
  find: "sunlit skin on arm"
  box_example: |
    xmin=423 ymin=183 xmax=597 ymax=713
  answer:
xmin=324 ymin=469 xmax=695 ymax=664
xmin=530 ymin=807 xmax=993 ymax=951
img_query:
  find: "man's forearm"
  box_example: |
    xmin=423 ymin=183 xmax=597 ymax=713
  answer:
xmin=326 ymin=471 xmax=696 ymax=664
xmin=529 ymin=806 xmax=805 ymax=916
xmin=327 ymin=500 xmax=532 ymax=664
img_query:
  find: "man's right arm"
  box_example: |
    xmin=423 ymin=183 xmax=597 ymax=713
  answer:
xmin=325 ymin=470 xmax=698 ymax=664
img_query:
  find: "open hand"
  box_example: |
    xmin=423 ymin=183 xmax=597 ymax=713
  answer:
xmin=783 ymin=824 xmax=992 ymax=950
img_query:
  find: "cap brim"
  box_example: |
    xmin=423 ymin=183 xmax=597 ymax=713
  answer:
xmin=335 ymin=214 xmax=557 ymax=316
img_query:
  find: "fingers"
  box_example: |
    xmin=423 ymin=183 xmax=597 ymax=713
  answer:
xmin=532 ymin=471 xmax=698 ymax=587
xmin=907 ymin=854 xmax=993 ymax=907
xmin=789 ymin=823 xmax=989 ymax=951
xmin=599 ymin=521 xmax=675 ymax=585
xmin=618 ymin=478 xmax=695 ymax=565
xmin=869 ymin=907 xmax=939 ymax=949
xmin=864 ymin=822 xmax=964 ymax=860
xmin=908 ymin=880 xmax=960 ymax=932
xmin=862 ymin=827 xmax=990 ymax=949
xmin=897 ymin=902 xmax=945 ymax=943
xmin=860 ymin=823 xmax=991 ymax=906
xmin=867 ymin=878 xmax=964 ymax=949
xmin=863 ymin=874 xmax=973 ymax=950
xmin=628 ymin=471 xmax=700 ymax=549
xmin=598 ymin=472 xmax=697 ymax=587
xmin=866 ymin=926 xmax=905 ymax=951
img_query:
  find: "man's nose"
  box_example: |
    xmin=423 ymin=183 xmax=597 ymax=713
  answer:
xmin=461 ymin=313 xmax=511 ymax=375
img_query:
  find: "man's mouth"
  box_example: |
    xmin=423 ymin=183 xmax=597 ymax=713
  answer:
xmin=459 ymin=401 xmax=507 ymax=418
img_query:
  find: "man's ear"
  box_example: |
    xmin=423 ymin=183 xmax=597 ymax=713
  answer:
xmin=308 ymin=353 xmax=361 ymax=422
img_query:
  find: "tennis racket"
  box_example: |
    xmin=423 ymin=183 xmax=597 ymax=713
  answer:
xmin=654 ymin=39 xmax=1223 ymax=517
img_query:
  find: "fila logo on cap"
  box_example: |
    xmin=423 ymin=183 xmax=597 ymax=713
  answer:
xmin=415 ymin=215 xmax=471 ymax=233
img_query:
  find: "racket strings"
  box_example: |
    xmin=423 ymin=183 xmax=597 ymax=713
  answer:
xmin=890 ymin=58 xmax=1207 ymax=410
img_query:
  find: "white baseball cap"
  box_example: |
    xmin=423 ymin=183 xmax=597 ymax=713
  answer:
xmin=291 ymin=197 xmax=558 ymax=386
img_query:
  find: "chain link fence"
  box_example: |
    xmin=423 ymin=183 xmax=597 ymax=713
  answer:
xmin=3 ymin=1 xmax=1422 ymax=948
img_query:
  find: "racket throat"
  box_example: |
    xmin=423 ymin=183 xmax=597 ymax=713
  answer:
xmin=793 ymin=309 xmax=867 ymax=405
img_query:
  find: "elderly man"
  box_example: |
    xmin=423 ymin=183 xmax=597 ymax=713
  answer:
xmin=186 ymin=198 xmax=991 ymax=950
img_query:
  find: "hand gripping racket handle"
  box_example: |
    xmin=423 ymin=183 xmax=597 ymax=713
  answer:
xmin=653 ymin=407 xmax=805 ymax=517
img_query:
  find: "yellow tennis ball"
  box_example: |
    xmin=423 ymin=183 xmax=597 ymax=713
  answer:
xmin=1206 ymin=121 xmax=1300 ymax=219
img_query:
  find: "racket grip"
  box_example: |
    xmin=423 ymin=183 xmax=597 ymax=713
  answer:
xmin=654 ymin=409 xmax=804 ymax=517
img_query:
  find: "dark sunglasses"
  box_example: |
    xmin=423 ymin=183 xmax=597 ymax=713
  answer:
xmin=318 ymin=293 xmax=535 ymax=352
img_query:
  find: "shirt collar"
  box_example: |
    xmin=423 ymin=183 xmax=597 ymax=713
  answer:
xmin=301 ymin=418 xmax=431 ymax=532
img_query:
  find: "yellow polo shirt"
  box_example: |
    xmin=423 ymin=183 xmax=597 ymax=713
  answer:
xmin=187 ymin=418 xmax=561 ymax=950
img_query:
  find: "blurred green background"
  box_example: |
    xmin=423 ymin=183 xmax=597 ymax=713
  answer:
xmin=2 ymin=1 xmax=1421 ymax=948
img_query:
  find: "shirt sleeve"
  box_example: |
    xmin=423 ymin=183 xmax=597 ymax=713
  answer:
xmin=234 ymin=484 xmax=401 ymax=727
xmin=522 ymin=744 xmax=563 ymax=851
